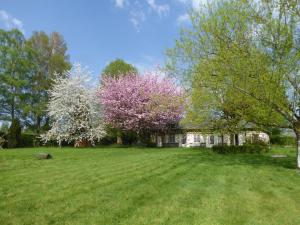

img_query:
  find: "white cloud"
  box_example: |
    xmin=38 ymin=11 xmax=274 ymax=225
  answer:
xmin=0 ymin=10 xmax=24 ymax=33
xmin=146 ymin=0 xmax=170 ymax=16
xmin=177 ymin=0 xmax=207 ymax=10
xmin=129 ymin=8 xmax=146 ymax=32
xmin=177 ymin=13 xmax=189 ymax=24
xmin=114 ymin=0 xmax=127 ymax=8
xmin=111 ymin=0 xmax=171 ymax=32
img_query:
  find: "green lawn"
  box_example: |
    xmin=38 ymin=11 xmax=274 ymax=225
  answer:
xmin=0 ymin=147 xmax=299 ymax=225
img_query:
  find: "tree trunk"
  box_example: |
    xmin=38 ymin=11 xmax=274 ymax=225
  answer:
xmin=11 ymin=97 xmax=15 ymax=122
xmin=74 ymin=140 xmax=90 ymax=148
xmin=137 ymin=131 xmax=142 ymax=145
xmin=296 ymin=132 xmax=300 ymax=169
xmin=36 ymin=115 xmax=41 ymax=135
xmin=116 ymin=130 xmax=123 ymax=145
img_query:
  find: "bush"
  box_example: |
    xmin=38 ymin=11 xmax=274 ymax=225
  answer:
xmin=0 ymin=131 xmax=8 ymax=148
xmin=98 ymin=135 xmax=115 ymax=145
xmin=270 ymin=135 xmax=295 ymax=146
xmin=212 ymin=141 xmax=269 ymax=154
xmin=0 ymin=122 xmax=9 ymax=133
xmin=98 ymin=127 xmax=138 ymax=146
xmin=7 ymin=119 xmax=21 ymax=148
xmin=0 ymin=136 xmax=6 ymax=149
xmin=19 ymin=133 xmax=39 ymax=147
xmin=121 ymin=131 xmax=138 ymax=145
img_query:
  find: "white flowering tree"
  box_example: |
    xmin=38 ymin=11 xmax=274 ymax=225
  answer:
xmin=41 ymin=64 xmax=106 ymax=147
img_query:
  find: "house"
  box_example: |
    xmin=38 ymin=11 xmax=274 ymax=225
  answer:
xmin=155 ymin=123 xmax=270 ymax=148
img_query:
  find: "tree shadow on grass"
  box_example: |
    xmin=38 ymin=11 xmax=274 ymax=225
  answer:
xmin=175 ymin=151 xmax=296 ymax=170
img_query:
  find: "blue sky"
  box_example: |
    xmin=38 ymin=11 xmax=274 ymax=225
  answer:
xmin=0 ymin=0 xmax=202 ymax=82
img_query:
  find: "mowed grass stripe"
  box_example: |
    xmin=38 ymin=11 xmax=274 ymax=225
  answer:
xmin=0 ymin=152 xmax=190 ymax=224
xmin=0 ymin=149 xmax=179 ymax=194
xmin=3 ymin=149 xmax=180 ymax=190
xmin=0 ymin=155 xmax=173 ymax=200
xmin=34 ymin=154 xmax=198 ymax=224
xmin=0 ymin=152 xmax=171 ymax=187
xmin=0 ymin=151 xmax=185 ymax=211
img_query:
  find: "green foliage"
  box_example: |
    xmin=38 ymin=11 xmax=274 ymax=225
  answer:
xmin=25 ymin=31 xmax=71 ymax=133
xmin=167 ymin=0 xmax=295 ymax=130
xmin=0 ymin=122 xmax=9 ymax=134
xmin=0 ymin=136 xmax=5 ymax=149
xmin=269 ymin=128 xmax=281 ymax=136
xmin=0 ymin=29 xmax=34 ymax=121
xmin=269 ymin=128 xmax=295 ymax=146
xmin=169 ymin=1 xmax=284 ymax=134
xmin=0 ymin=29 xmax=70 ymax=136
xmin=270 ymin=135 xmax=295 ymax=146
xmin=167 ymin=0 xmax=300 ymax=166
xmin=212 ymin=142 xmax=269 ymax=154
xmin=100 ymin=127 xmax=138 ymax=146
xmin=102 ymin=58 xmax=137 ymax=79
xmin=7 ymin=119 xmax=21 ymax=148
xmin=122 ymin=131 xmax=138 ymax=145
xmin=19 ymin=133 xmax=39 ymax=147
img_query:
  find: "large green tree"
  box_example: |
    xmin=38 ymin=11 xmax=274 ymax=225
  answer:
xmin=0 ymin=29 xmax=33 ymax=122
xmin=102 ymin=59 xmax=137 ymax=79
xmin=167 ymin=0 xmax=300 ymax=168
xmin=25 ymin=31 xmax=71 ymax=134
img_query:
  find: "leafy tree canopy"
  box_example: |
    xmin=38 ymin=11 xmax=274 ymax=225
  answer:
xmin=167 ymin=0 xmax=300 ymax=167
xmin=102 ymin=59 xmax=137 ymax=79
xmin=98 ymin=72 xmax=185 ymax=140
xmin=0 ymin=29 xmax=34 ymax=122
xmin=24 ymin=31 xmax=71 ymax=133
xmin=41 ymin=64 xmax=106 ymax=146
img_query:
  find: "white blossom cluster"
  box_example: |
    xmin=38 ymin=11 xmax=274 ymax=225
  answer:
xmin=41 ymin=64 xmax=106 ymax=146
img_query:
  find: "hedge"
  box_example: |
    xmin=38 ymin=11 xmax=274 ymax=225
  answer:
xmin=212 ymin=141 xmax=269 ymax=154
xmin=270 ymin=135 xmax=295 ymax=146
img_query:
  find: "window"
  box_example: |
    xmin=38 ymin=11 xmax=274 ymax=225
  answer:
xmin=168 ymin=134 xmax=175 ymax=143
xmin=209 ymin=135 xmax=214 ymax=144
xmin=235 ymin=134 xmax=239 ymax=145
xmin=218 ymin=135 xmax=224 ymax=145
xmin=181 ymin=135 xmax=186 ymax=144
xmin=253 ymin=133 xmax=259 ymax=142
xmin=194 ymin=134 xmax=200 ymax=142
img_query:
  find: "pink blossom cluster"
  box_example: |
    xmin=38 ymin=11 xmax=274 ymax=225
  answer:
xmin=98 ymin=72 xmax=185 ymax=133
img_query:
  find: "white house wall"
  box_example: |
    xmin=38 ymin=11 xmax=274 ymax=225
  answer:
xmin=157 ymin=131 xmax=270 ymax=148
xmin=185 ymin=132 xmax=225 ymax=148
xmin=245 ymin=131 xmax=270 ymax=143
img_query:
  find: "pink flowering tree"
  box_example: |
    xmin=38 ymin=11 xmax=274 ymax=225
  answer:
xmin=98 ymin=72 xmax=185 ymax=144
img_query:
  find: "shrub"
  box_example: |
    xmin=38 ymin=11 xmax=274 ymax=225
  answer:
xmin=270 ymin=135 xmax=295 ymax=146
xmin=212 ymin=141 xmax=269 ymax=154
xmin=19 ymin=133 xmax=39 ymax=147
xmin=122 ymin=131 xmax=138 ymax=145
xmin=0 ymin=122 xmax=9 ymax=133
xmin=7 ymin=119 xmax=21 ymax=148
xmin=0 ymin=131 xmax=7 ymax=148
xmin=0 ymin=136 xmax=6 ymax=149
xmin=98 ymin=135 xmax=115 ymax=145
